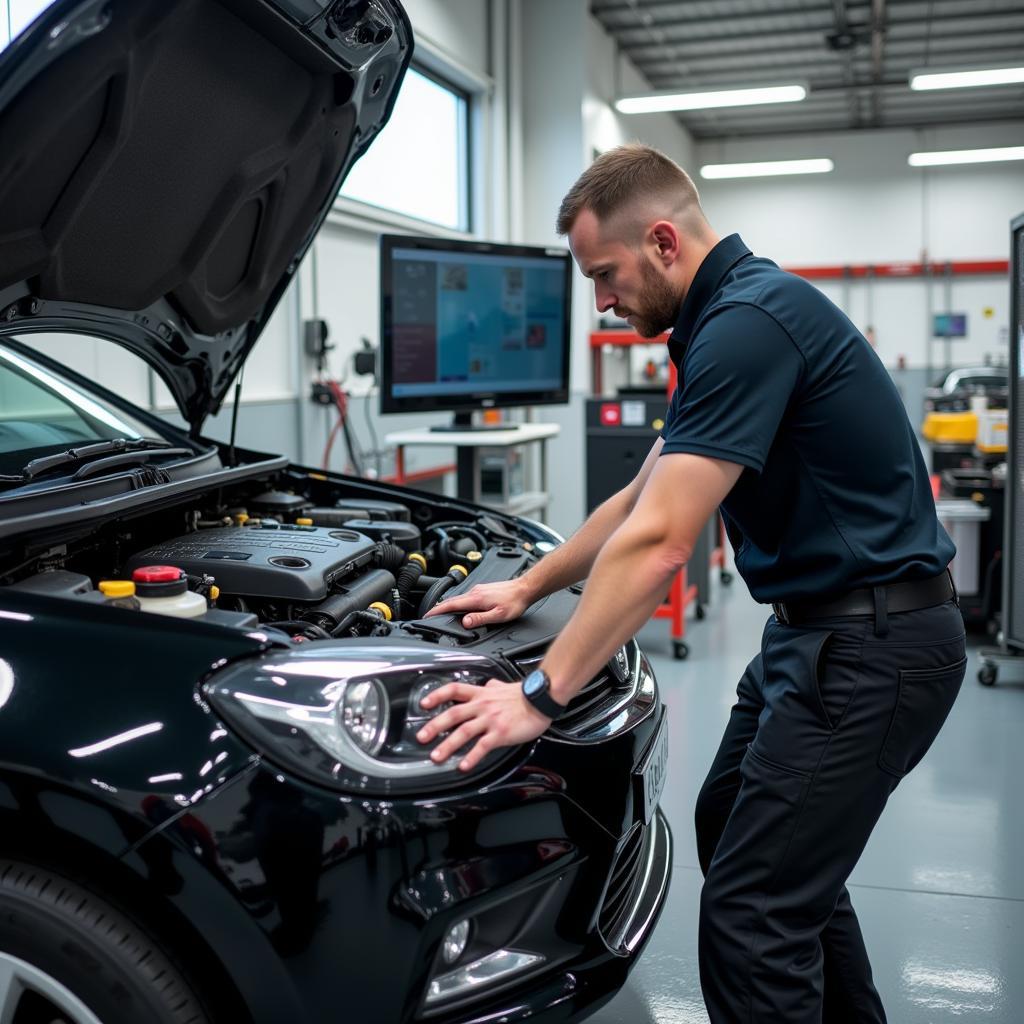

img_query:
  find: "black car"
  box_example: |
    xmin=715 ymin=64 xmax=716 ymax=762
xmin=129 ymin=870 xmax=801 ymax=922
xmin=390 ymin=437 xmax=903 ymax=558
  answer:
xmin=0 ymin=2 xmax=671 ymax=1023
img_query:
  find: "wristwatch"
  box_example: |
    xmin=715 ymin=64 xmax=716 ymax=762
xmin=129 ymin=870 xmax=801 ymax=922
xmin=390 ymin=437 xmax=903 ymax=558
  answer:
xmin=521 ymin=668 xmax=567 ymax=720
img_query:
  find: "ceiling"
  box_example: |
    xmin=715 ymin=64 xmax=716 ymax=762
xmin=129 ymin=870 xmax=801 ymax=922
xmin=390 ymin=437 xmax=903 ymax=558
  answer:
xmin=589 ymin=0 xmax=1024 ymax=139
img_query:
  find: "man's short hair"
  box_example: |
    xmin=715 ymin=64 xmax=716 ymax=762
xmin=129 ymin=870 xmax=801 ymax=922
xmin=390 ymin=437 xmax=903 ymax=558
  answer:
xmin=556 ymin=143 xmax=704 ymax=238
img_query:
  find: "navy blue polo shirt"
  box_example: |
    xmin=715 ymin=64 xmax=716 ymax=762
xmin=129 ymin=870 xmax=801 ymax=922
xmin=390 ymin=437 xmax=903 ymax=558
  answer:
xmin=660 ymin=234 xmax=954 ymax=603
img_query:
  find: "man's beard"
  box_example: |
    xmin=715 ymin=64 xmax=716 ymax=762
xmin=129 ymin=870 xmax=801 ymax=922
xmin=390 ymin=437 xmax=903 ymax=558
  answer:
xmin=618 ymin=257 xmax=681 ymax=338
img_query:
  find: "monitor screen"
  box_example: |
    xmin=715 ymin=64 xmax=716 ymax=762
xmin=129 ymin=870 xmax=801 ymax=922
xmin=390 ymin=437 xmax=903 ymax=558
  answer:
xmin=380 ymin=234 xmax=572 ymax=417
xmin=933 ymin=313 xmax=967 ymax=338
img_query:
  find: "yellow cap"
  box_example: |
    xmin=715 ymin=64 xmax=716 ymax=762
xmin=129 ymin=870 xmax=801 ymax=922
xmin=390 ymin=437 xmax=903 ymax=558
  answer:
xmin=209 ymin=585 xmax=221 ymax=601
xmin=466 ymin=550 xmax=483 ymax=562
xmin=308 ymin=472 xmax=327 ymax=481
xmin=449 ymin=564 xmax=468 ymax=578
xmin=99 ymin=580 xmax=135 ymax=598
xmin=522 ymin=542 xmax=534 ymax=552
xmin=296 ymin=517 xmax=313 ymax=526
xmin=233 ymin=512 xmax=249 ymax=525
xmin=368 ymin=601 xmax=393 ymax=620
xmin=408 ymin=552 xmax=427 ymax=569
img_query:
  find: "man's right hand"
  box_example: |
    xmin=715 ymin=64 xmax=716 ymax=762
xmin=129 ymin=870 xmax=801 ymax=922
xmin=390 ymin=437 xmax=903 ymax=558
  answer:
xmin=424 ymin=579 xmax=533 ymax=629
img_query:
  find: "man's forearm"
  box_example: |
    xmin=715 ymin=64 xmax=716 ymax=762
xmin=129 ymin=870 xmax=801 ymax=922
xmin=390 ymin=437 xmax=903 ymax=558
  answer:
xmin=541 ymin=520 xmax=685 ymax=704
xmin=519 ymin=488 xmax=634 ymax=602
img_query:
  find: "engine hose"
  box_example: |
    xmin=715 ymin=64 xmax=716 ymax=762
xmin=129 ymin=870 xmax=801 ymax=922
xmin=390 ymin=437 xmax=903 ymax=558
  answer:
xmin=411 ymin=574 xmax=442 ymax=593
xmin=396 ymin=558 xmax=426 ymax=598
xmin=331 ymin=608 xmax=391 ymax=638
xmin=299 ymin=569 xmax=396 ymax=632
xmin=418 ymin=566 xmax=469 ymax=618
xmin=375 ymin=542 xmax=407 ymax=572
xmin=430 ymin=522 xmax=487 ymax=550
xmin=431 ymin=526 xmax=452 ymax=567
xmin=265 ymin=620 xmax=333 ymax=641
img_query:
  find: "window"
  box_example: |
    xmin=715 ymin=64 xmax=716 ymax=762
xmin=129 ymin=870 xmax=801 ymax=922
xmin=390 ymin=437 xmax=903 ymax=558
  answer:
xmin=2 ymin=0 xmax=51 ymax=47
xmin=340 ymin=66 xmax=470 ymax=232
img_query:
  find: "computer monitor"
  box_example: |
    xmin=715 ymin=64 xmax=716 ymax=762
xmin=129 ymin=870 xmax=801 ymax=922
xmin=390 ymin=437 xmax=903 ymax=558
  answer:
xmin=379 ymin=234 xmax=572 ymax=429
xmin=933 ymin=313 xmax=967 ymax=338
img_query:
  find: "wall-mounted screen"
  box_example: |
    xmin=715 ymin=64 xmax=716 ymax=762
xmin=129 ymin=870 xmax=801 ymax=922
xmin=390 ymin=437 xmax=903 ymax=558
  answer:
xmin=933 ymin=313 xmax=967 ymax=338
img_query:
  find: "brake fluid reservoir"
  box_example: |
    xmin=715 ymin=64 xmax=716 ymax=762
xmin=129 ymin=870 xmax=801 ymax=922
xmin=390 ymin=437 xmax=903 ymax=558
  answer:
xmin=131 ymin=565 xmax=208 ymax=618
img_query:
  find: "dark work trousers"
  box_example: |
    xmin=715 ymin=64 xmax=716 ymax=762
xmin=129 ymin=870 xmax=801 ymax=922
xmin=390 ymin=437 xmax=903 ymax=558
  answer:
xmin=695 ymin=598 xmax=966 ymax=1023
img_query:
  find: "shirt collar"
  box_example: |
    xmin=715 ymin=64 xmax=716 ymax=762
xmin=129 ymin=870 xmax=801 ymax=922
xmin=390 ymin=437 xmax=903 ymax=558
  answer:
xmin=667 ymin=233 xmax=752 ymax=366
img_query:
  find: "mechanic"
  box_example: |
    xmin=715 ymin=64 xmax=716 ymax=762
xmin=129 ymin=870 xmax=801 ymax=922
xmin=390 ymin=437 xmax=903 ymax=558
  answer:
xmin=417 ymin=142 xmax=966 ymax=1023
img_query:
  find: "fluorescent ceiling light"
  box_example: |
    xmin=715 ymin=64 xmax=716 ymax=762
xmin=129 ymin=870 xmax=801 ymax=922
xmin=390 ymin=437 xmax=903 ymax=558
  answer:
xmin=615 ymin=84 xmax=806 ymax=114
xmin=910 ymin=66 xmax=1024 ymax=90
xmin=699 ymin=158 xmax=834 ymax=180
xmin=908 ymin=147 xmax=1024 ymax=167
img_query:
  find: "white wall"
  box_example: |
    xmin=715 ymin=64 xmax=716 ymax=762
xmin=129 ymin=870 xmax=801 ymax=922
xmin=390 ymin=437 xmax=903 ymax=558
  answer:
xmin=399 ymin=0 xmax=489 ymax=76
xmin=519 ymin=0 xmax=697 ymax=393
xmin=696 ymin=122 xmax=1024 ymax=371
xmin=583 ymin=14 xmax=696 ymax=173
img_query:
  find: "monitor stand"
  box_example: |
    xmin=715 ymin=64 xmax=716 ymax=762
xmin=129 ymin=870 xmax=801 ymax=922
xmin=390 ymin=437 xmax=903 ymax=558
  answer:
xmin=429 ymin=412 xmax=514 ymax=433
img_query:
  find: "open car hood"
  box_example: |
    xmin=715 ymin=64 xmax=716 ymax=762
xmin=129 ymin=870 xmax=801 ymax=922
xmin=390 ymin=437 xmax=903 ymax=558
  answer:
xmin=0 ymin=0 xmax=412 ymax=433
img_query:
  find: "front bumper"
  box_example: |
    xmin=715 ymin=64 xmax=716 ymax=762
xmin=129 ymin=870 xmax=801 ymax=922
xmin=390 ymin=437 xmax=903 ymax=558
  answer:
xmin=132 ymin=695 xmax=671 ymax=1024
xmin=442 ymin=808 xmax=672 ymax=1024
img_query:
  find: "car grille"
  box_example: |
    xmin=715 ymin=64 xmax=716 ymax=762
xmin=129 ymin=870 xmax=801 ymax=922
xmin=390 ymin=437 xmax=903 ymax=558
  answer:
xmin=598 ymin=823 xmax=648 ymax=950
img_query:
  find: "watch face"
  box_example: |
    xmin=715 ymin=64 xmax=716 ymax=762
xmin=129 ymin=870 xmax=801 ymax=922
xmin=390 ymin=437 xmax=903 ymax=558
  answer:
xmin=523 ymin=670 xmax=546 ymax=697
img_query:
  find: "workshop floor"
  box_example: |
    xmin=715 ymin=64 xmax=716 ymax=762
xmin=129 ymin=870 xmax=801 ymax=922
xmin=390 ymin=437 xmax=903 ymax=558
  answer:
xmin=591 ymin=576 xmax=1024 ymax=1023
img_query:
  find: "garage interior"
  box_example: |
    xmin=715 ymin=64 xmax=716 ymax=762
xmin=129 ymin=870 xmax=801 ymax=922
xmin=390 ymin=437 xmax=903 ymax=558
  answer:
xmin=1 ymin=0 xmax=1022 ymax=1021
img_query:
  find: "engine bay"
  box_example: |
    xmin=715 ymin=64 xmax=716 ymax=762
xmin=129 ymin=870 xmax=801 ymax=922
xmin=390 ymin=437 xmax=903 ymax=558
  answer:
xmin=0 ymin=468 xmax=549 ymax=647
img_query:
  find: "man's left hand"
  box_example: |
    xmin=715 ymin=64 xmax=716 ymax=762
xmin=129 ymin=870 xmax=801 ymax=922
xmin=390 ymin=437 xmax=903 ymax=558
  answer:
xmin=416 ymin=679 xmax=551 ymax=772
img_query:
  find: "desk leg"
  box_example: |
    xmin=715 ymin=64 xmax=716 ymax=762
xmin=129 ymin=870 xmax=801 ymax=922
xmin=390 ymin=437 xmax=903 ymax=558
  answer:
xmin=456 ymin=447 xmax=476 ymax=502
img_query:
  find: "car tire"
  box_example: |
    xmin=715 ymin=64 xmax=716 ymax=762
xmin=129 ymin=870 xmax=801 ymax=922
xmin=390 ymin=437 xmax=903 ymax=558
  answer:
xmin=0 ymin=860 xmax=210 ymax=1024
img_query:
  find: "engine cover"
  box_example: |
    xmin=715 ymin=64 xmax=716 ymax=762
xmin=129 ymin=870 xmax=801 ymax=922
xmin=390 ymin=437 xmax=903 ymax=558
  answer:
xmin=124 ymin=526 xmax=378 ymax=601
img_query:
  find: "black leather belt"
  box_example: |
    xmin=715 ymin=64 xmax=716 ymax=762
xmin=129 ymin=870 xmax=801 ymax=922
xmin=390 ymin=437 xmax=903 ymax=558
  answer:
xmin=771 ymin=571 xmax=955 ymax=626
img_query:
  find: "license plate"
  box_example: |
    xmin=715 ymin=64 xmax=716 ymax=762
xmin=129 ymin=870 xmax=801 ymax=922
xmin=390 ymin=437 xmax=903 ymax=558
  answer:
xmin=634 ymin=713 xmax=668 ymax=825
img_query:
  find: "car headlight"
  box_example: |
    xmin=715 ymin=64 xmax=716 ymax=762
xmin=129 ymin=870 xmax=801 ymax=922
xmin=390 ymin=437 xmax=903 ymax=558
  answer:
xmin=203 ymin=644 xmax=514 ymax=794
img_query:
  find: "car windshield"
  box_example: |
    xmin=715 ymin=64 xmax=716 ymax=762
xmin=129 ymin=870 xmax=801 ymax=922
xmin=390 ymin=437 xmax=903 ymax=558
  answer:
xmin=0 ymin=344 xmax=161 ymax=475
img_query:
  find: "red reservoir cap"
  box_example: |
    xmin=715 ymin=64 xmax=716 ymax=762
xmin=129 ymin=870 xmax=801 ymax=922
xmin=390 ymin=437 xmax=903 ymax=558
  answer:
xmin=132 ymin=565 xmax=185 ymax=584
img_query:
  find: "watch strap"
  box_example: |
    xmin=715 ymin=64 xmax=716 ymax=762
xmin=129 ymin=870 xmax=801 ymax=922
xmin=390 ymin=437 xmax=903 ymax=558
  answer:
xmin=522 ymin=669 xmax=566 ymax=720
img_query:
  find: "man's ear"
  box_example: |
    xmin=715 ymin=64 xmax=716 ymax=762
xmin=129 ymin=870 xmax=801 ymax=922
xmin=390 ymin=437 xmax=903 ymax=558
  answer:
xmin=649 ymin=220 xmax=681 ymax=268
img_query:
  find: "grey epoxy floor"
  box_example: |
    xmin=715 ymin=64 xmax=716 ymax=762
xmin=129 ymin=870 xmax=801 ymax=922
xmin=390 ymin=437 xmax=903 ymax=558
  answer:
xmin=591 ymin=577 xmax=1024 ymax=1023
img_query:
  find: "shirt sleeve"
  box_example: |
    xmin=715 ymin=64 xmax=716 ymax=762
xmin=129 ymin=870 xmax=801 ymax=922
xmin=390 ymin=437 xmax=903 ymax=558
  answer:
xmin=660 ymin=303 xmax=803 ymax=472
xmin=658 ymin=388 xmax=678 ymax=440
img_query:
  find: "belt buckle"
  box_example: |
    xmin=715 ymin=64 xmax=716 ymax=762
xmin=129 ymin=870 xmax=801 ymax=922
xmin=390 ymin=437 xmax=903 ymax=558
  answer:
xmin=772 ymin=602 xmax=789 ymax=624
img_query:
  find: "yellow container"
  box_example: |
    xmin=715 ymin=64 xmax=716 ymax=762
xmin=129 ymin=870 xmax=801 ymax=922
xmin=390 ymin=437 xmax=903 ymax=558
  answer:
xmin=922 ymin=412 xmax=977 ymax=444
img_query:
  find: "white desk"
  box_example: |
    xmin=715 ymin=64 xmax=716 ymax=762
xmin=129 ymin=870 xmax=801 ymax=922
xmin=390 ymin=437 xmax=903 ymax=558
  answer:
xmin=385 ymin=423 xmax=560 ymax=515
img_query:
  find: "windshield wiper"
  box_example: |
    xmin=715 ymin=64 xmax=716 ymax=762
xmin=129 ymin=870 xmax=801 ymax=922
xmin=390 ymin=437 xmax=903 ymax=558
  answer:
xmin=0 ymin=438 xmax=183 ymax=485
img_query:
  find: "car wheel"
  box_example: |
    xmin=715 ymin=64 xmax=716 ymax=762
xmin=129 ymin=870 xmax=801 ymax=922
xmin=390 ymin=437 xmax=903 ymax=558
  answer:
xmin=0 ymin=861 xmax=210 ymax=1024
